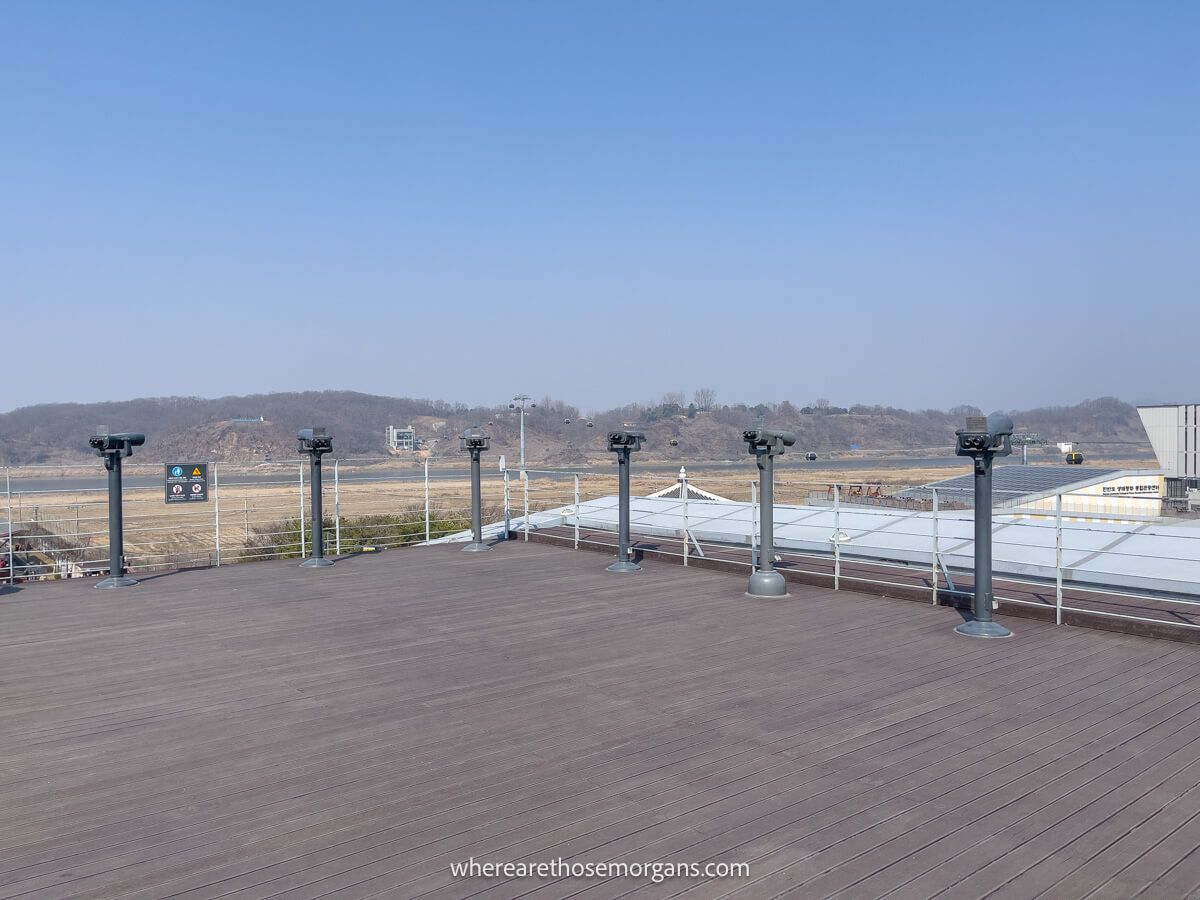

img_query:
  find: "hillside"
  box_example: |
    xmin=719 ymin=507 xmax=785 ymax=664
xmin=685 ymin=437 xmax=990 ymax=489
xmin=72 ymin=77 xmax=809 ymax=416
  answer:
xmin=0 ymin=393 xmax=1151 ymax=466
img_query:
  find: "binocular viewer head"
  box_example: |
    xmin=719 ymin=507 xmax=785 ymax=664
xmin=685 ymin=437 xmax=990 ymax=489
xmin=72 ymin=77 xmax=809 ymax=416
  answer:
xmin=460 ymin=426 xmax=491 ymax=452
xmin=955 ymin=415 xmax=1014 ymax=458
xmin=742 ymin=428 xmax=797 ymax=456
xmin=297 ymin=427 xmax=334 ymax=454
xmin=607 ymin=430 xmax=645 ymax=452
xmin=89 ymin=432 xmax=146 ymax=456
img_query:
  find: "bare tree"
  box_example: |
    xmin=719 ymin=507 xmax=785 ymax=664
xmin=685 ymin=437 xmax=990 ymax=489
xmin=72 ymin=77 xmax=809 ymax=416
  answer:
xmin=813 ymin=398 xmax=831 ymax=410
xmin=693 ymin=387 xmax=717 ymax=410
xmin=662 ymin=391 xmax=686 ymax=408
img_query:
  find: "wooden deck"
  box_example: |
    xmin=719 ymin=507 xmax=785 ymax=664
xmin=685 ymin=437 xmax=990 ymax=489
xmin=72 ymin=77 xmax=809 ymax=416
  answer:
xmin=3 ymin=541 xmax=1200 ymax=899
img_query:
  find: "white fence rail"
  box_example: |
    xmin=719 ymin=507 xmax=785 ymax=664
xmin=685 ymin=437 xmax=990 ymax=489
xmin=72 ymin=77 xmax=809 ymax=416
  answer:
xmin=4 ymin=460 xmax=1199 ymax=637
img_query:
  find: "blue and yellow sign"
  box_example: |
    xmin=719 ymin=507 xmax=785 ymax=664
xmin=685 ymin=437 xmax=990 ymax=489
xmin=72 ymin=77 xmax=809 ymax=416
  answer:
xmin=165 ymin=463 xmax=208 ymax=503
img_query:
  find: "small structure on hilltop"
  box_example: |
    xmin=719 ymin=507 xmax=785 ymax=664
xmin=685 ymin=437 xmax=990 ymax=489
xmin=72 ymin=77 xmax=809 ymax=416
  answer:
xmin=385 ymin=425 xmax=416 ymax=452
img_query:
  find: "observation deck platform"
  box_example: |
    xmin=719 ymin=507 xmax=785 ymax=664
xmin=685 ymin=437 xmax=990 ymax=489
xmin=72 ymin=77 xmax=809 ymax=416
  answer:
xmin=2 ymin=541 xmax=1200 ymax=898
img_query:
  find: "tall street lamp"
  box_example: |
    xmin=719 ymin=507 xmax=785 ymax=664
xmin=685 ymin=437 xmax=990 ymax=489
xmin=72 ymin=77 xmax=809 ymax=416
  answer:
xmin=509 ymin=394 xmax=536 ymax=468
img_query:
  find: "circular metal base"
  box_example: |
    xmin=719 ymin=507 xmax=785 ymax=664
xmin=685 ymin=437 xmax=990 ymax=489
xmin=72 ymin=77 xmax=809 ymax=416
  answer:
xmin=746 ymin=569 xmax=789 ymax=598
xmin=94 ymin=576 xmax=138 ymax=589
xmin=606 ymin=560 xmax=642 ymax=573
xmin=954 ymin=619 xmax=1013 ymax=639
xmin=299 ymin=557 xmax=335 ymax=568
xmin=461 ymin=542 xmax=491 ymax=553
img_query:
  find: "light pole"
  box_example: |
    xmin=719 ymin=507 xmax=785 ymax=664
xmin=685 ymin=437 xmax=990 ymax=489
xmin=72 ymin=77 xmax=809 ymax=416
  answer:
xmin=509 ymin=394 xmax=536 ymax=469
xmin=1011 ymin=432 xmax=1045 ymax=465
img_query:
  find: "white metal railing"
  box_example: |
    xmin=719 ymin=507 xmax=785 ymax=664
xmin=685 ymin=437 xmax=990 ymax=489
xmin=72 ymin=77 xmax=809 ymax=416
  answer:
xmin=3 ymin=460 xmax=1199 ymax=638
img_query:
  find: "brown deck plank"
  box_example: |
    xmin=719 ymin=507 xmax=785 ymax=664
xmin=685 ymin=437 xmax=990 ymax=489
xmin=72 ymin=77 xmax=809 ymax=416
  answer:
xmin=2 ymin=541 xmax=1200 ymax=899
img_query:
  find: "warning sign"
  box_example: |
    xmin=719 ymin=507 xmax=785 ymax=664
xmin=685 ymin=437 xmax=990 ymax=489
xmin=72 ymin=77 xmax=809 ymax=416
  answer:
xmin=165 ymin=463 xmax=208 ymax=503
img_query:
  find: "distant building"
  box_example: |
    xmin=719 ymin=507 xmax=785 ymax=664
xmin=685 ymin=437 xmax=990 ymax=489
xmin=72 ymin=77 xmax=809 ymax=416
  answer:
xmin=386 ymin=425 xmax=416 ymax=452
xmin=900 ymin=466 xmax=1164 ymax=523
xmin=1138 ymin=405 xmax=1200 ymax=510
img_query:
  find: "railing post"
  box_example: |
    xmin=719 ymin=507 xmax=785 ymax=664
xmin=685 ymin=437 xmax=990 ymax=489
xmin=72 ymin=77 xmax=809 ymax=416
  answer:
xmin=833 ymin=483 xmax=841 ymax=591
xmin=5 ymin=468 xmax=13 ymax=585
xmin=503 ymin=468 xmax=511 ymax=539
xmin=750 ymin=480 xmax=759 ymax=569
xmin=681 ymin=468 xmax=689 ymax=567
xmin=1055 ymin=493 xmax=1064 ymax=625
xmin=213 ymin=462 xmax=221 ymax=567
xmin=931 ymin=487 xmax=939 ymax=605
xmin=333 ymin=460 xmax=341 ymax=555
xmin=299 ymin=461 xmax=306 ymax=559
xmin=424 ymin=457 xmax=431 ymax=544
xmin=523 ymin=470 xmax=530 ymax=541
xmin=573 ymin=473 xmax=580 ymax=549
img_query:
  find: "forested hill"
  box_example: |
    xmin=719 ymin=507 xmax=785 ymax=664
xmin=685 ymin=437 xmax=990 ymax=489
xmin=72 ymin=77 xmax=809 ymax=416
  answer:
xmin=0 ymin=392 xmax=1150 ymax=465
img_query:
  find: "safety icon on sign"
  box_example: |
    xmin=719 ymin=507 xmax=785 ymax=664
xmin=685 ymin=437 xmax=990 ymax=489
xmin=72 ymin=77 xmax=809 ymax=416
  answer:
xmin=172 ymin=484 xmax=184 ymax=495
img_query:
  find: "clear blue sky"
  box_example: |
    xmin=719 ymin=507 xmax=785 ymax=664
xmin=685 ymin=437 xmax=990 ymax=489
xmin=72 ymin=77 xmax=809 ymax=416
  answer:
xmin=4 ymin=1 xmax=1197 ymax=414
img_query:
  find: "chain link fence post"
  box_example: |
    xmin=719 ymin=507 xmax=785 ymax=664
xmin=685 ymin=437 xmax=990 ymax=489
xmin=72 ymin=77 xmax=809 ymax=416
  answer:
xmin=424 ymin=457 xmax=431 ymax=543
xmin=573 ymin=473 xmax=580 ymax=549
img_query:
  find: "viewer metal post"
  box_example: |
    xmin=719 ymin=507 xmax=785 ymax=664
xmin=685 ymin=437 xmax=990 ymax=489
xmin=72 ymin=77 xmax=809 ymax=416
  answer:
xmin=953 ymin=414 xmax=1015 ymax=638
xmin=606 ymin=430 xmax=645 ymax=572
xmin=89 ymin=430 xmax=146 ymax=589
xmin=460 ymin=426 xmax=491 ymax=552
xmin=297 ymin=428 xmax=335 ymax=568
xmin=743 ymin=427 xmax=796 ymax=597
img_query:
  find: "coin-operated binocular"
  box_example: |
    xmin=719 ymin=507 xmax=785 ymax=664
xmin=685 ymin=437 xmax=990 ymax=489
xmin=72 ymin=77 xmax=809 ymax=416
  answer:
xmin=90 ymin=432 xmax=146 ymax=457
xmin=90 ymin=430 xmax=147 ymax=589
xmin=298 ymin=428 xmax=334 ymax=455
xmin=743 ymin=428 xmax=797 ymax=597
xmin=953 ymin=415 xmax=1014 ymax=638
xmin=607 ymin=430 xmax=646 ymax=572
xmin=297 ymin=428 xmax=335 ymax=567
xmin=460 ymin=426 xmax=492 ymax=552
xmin=743 ymin=428 xmax=797 ymax=458
xmin=956 ymin=416 xmax=1014 ymax=462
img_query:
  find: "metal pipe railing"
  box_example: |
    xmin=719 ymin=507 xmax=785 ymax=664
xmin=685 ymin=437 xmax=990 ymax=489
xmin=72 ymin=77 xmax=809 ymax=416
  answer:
xmin=4 ymin=462 xmax=1198 ymax=636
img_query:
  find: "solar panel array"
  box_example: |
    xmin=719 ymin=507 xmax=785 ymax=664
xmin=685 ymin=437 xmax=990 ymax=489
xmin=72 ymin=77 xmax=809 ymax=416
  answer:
xmin=898 ymin=465 xmax=1118 ymax=504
